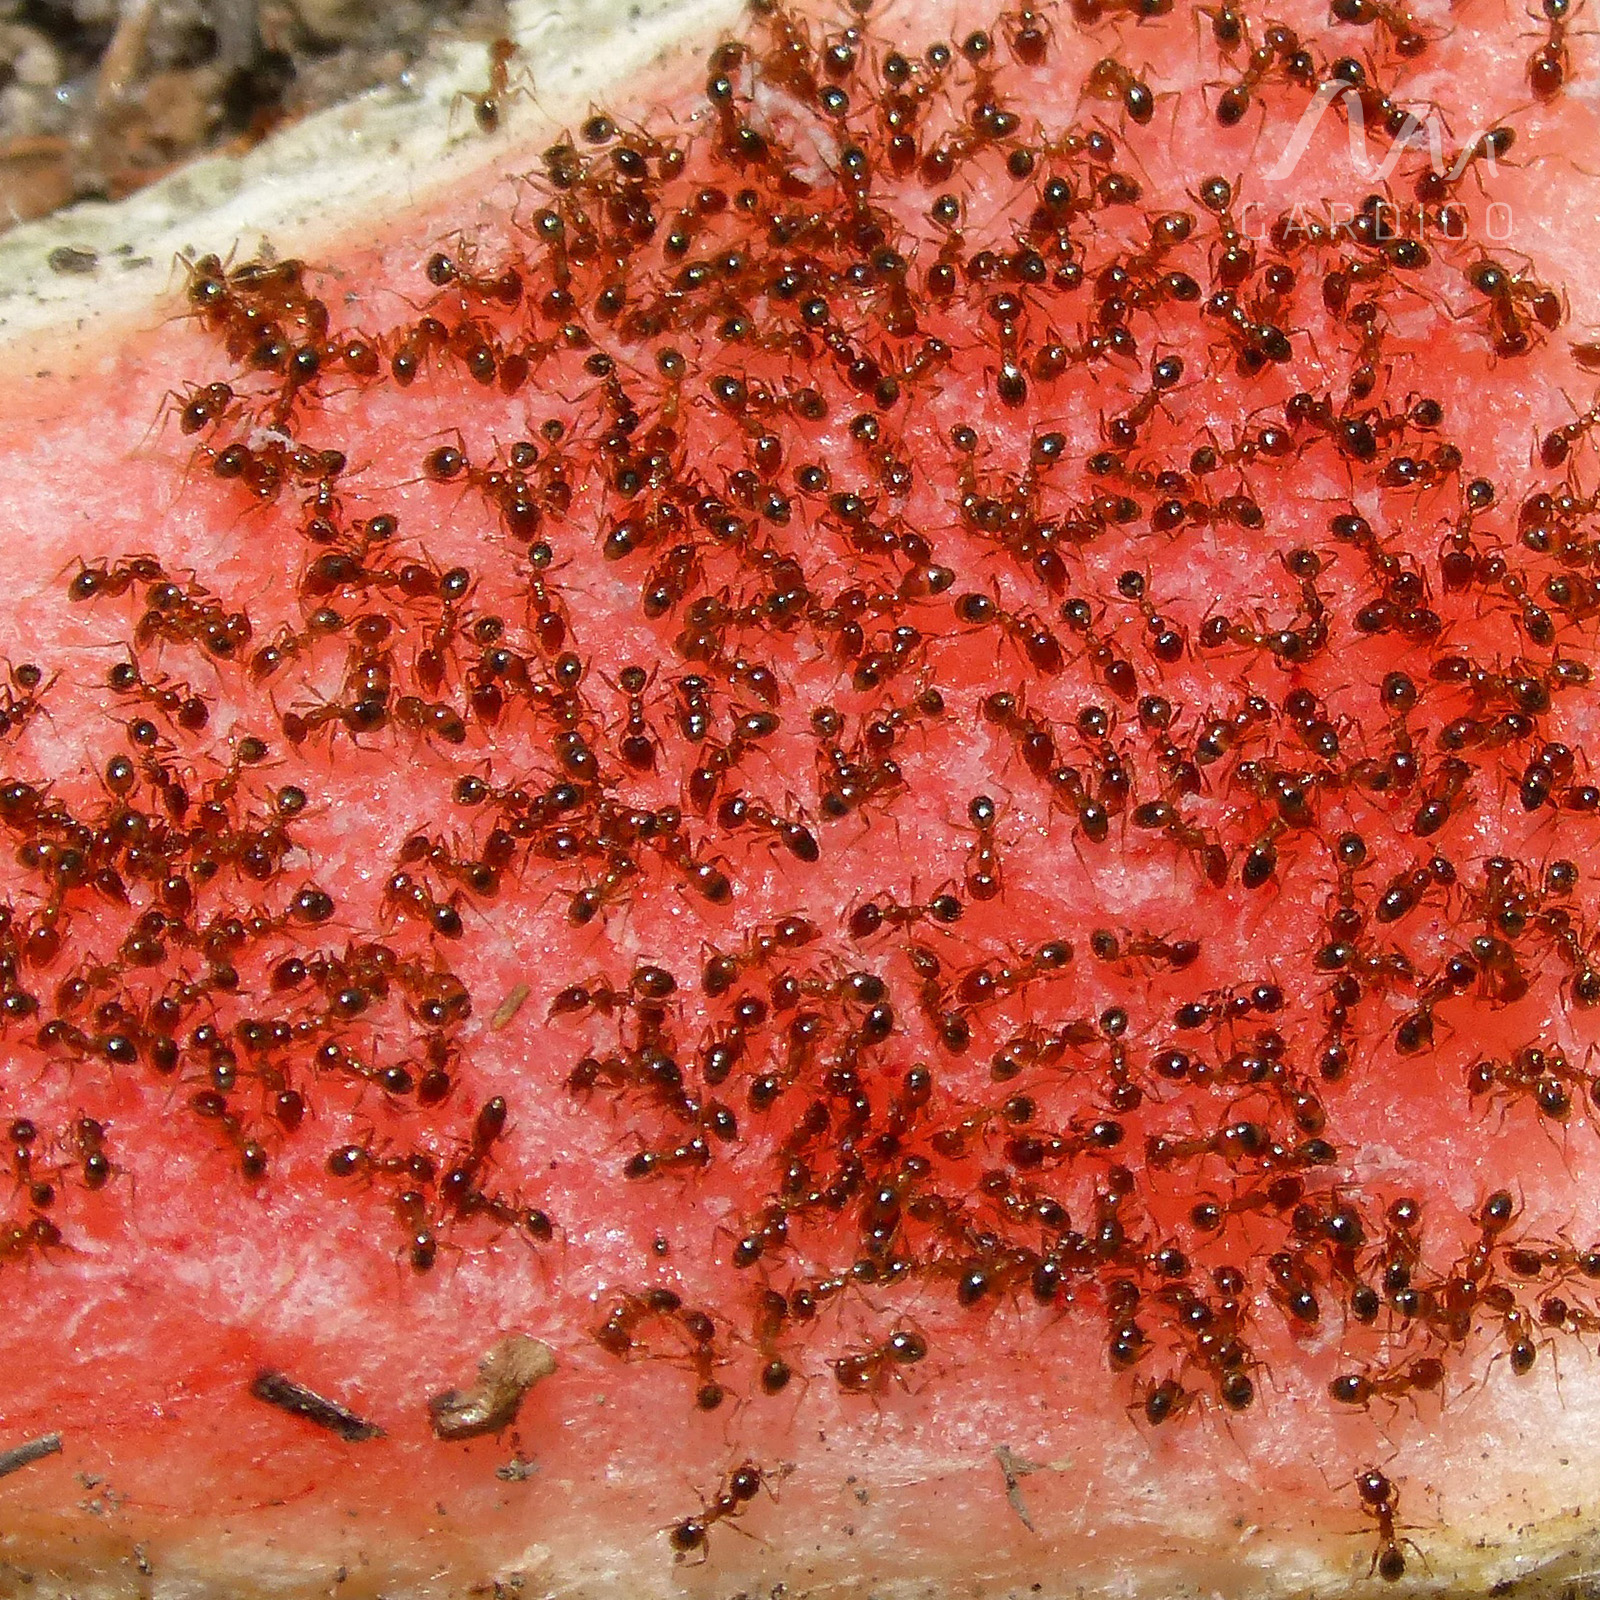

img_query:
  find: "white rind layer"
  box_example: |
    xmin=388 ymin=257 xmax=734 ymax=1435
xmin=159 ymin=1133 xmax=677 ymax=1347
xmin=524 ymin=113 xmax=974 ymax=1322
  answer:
xmin=0 ymin=0 xmax=744 ymax=373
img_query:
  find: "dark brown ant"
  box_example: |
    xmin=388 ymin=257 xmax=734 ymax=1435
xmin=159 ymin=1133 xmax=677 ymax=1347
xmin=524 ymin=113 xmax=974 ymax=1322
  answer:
xmin=1504 ymin=1233 xmax=1600 ymax=1284
xmin=688 ymin=707 xmax=781 ymax=811
xmin=1130 ymin=799 xmax=1229 ymax=887
xmin=607 ymin=664 xmax=661 ymax=771
xmin=1205 ymin=285 xmax=1296 ymax=377
xmin=856 ymin=687 xmax=946 ymax=760
xmin=953 ymin=938 xmax=1074 ymax=1008
xmin=0 ymin=661 xmax=51 ymax=741
xmin=1102 ymin=354 xmax=1187 ymax=454
xmin=7 ymin=1117 xmax=53 ymax=1209
xmin=1098 ymin=211 xmax=1198 ymax=318
xmin=1467 ymin=1043 xmax=1581 ymax=1123
xmin=550 ymin=964 xmax=678 ymax=1020
xmin=593 ymin=1286 xmax=686 ymax=1359
xmin=387 ymin=315 xmax=450 ymax=386
xmin=382 ymin=868 xmax=466 ymax=939
xmin=1355 ymin=1468 xmax=1415 ymax=1582
xmin=1536 ymin=390 xmax=1600 ymax=470
xmin=1413 ymin=125 xmax=1513 ymax=222
xmin=981 ymin=690 xmax=1056 ymax=779
xmin=1197 ymin=1 xmax=1246 ymax=50
xmin=396 ymin=832 xmax=505 ymax=902
xmin=1332 ymin=0 xmax=1431 ymax=52
xmin=623 ymin=1135 xmax=716 ymax=1181
xmin=187 ymin=1088 xmax=271 ymax=1180
xmin=1450 ymin=1189 xmax=1519 ymax=1297
xmin=1089 ymin=927 xmax=1201 ymax=970
xmin=953 ymin=592 xmax=1065 ymax=674
xmin=71 ymin=1116 xmax=113 ymax=1190
xmin=1529 ymin=0 xmax=1577 ymax=97
xmin=750 ymin=1289 xmax=798 ymax=1395
xmin=1208 ymin=23 xmax=1313 ymax=127
xmin=847 ymin=890 xmax=963 ymax=940
xmin=902 ymin=942 xmax=968 ymax=1051
xmin=1114 ymin=569 xmax=1188 ymax=664
xmin=830 ymin=1327 xmax=927 ymax=1393
xmin=701 ymin=915 xmax=818 ymax=999
xmin=67 ymin=553 xmax=166 ymax=604
xmin=1001 ymin=4 xmax=1053 ymax=63
xmin=462 ymin=38 xmax=520 ymax=134
xmin=641 ymin=543 xmax=702 ymax=621
xmin=715 ymin=793 xmax=820 ymax=862
xmin=1133 ymin=691 xmax=1203 ymax=795
xmin=1059 ymin=598 xmax=1140 ymax=705
xmin=669 ymin=673 xmax=713 ymax=744
xmin=1464 ymin=255 xmax=1564 ymax=360
xmin=648 ymin=820 xmax=734 ymax=907
xmin=104 ymin=659 xmax=209 ymax=732
xmin=166 ymin=381 xmax=236 ymax=436
xmin=815 ymin=734 xmax=910 ymax=820
xmin=1133 ymin=1374 xmax=1194 ymax=1425
xmin=668 ymin=1461 xmax=767 ymax=1557
xmin=1083 ymin=56 xmax=1156 ymax=125
xmin=965 ymin=794 xmax=1003 ymax=901
xmin=424 ymin=245 xmax=523 ymax=309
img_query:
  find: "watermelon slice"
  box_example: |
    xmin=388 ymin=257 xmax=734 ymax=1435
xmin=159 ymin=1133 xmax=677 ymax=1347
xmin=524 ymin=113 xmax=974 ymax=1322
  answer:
xmin=2 ymin=0 xmax=1600 ymax=1595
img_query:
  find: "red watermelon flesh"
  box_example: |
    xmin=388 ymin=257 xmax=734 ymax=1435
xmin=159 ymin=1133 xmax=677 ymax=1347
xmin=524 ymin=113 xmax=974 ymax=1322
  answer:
xmin=2 ymin=0 xmax=1600 ymax=1594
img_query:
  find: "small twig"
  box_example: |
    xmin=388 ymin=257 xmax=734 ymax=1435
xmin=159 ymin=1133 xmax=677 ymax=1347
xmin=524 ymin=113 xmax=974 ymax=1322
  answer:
xmin=95 ymin=0 xmax=159 ymax=117
xmin=250 ymin=1370 xmax=382 ymax=1442
xmin=994 ymin=1444 xmax=1041 ymax=1533
xmin=212 ymin=0 xmax=262 ymax=72
xmin=0 ymin=1433 xmax=63 ymax=1481
xmin=0 ymin=134 xmax=72 ymax=162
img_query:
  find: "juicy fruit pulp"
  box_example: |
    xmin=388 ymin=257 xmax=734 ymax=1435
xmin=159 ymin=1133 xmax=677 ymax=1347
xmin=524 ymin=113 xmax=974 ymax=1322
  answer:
xmin=5 ymin=0 xmax=1600 ymax=1595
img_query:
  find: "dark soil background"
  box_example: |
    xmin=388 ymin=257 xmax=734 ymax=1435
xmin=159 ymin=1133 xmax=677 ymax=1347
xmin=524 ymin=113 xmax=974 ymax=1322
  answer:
xmin=0 ymin=0 xmax=510 ymax=231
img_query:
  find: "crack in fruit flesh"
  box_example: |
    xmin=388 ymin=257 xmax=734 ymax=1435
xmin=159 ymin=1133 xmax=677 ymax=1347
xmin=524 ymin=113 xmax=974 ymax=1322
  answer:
xmin=5 ymin=0 xmax=1600 ymax=1594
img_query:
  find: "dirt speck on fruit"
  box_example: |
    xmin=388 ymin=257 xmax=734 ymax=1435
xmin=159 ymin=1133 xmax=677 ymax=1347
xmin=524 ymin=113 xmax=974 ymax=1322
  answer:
xmin=490 ymin=980 xmax=531 ymax=1029
xmin=429 ymin=1334 xmax=557 ymax=1441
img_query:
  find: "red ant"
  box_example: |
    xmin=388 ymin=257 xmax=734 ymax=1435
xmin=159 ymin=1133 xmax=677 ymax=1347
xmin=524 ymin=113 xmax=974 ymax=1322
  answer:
xmin=1463 ymin=254 xmax=1564 ymax=360
xmin=0 ymin=662 xmax=50 ymax=742
xmin=164 ymin=380 xmax=236 ymax=437
xmin=461 ymin=38 xmax=522 ymax=134
xmin=1082 ymin=56 xmax=1156 ymax=125
xmin=1207 ymin=23 xmax=1313 ymax=127
xmin=1529 ymin=0 xmax=1579 ymax=97
xmin=1133 ymin=1373 xmax=1194 ymax=1425
xmin=830 ymin=1326 xmax=928 ymax=1394
xmin=423 ymin=244 xmax=523 ymax=309
xmin=964 ymin=794 xmax=1004 ymax=901
xmin=668 ymin=1461 xmax=768 ymax=1557
xmin=1355 ymin=1468 xmax=1419 ymax=1582
xmin=749 ymin=1289 xmax=798 ymax=1396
